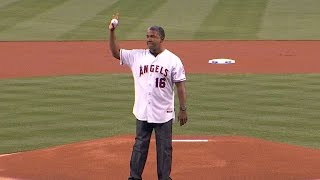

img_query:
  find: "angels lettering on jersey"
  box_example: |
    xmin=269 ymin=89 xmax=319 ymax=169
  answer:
xmin=139 ymin=64 xmax=169 ymax=77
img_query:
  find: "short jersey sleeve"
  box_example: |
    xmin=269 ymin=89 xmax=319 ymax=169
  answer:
xmin=172 ymin=58 xmax=186 ymax=82
xmin=120 ymin=49 xmax=135 ymax=67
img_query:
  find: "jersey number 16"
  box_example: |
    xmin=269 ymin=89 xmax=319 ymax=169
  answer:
xmin=155 ymin=78 xmax=166 ymax=88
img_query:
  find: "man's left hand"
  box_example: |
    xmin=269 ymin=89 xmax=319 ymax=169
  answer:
xmin=178 ymin=110 xmax=188 ymax=126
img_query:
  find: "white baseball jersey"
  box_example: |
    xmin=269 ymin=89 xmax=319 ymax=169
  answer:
xmin=120 ymin=48 xmax=186 ymax=123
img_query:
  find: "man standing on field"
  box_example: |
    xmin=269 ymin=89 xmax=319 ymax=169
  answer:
xmin=108 ymin=14 xmax=188 ymax=180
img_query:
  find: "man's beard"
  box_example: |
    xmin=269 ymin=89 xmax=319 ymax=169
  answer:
xmin=147 ymin=42 xmax=156 ymax=49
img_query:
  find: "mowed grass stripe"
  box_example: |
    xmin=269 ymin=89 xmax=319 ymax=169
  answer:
xmin=194 ymin=0 xmax=269 ymax=39
xmin=0 ymin=74 xmax=135 ymax=153
xmin=0 ymin=121 xmax=119 ymax=154
xmin=0 ymin=0 xmax=67 ymax=33
xmin=1 ymin=74 xmax=320 ymax=153
xmin=125 ymin=0 xmax=219 ymax=40
xmin=0 ymin=0 xmax=19 ymax=8
xmin=258 ymin=0 xmax=320 ymax=39
xmin=174 ymin=74 xmax=320 ymax=145
xmin=60 ymin=0 xmax=168 ymax=40
xmin=0 ymin=0 xmax=117 ymax=41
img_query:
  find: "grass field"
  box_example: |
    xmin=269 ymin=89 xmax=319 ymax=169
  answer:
xmin=0 ymin=0 xmax=320 ymax=154
xmin=0 ymin=0 xmax=320 ymax=40
xmin=1 ymin=74 xmax=320 ymax=154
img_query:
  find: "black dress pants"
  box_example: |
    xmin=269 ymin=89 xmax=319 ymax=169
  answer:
xmin=128 ymin=119 xmax=173 ymax=180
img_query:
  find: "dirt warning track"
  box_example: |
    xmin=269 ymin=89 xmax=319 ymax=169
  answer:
xmin=1 ymin=41 xmax=320 ymax=79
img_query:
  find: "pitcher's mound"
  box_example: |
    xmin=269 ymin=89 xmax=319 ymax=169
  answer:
xmin=1 ymin=135 xmax=320 ymax=180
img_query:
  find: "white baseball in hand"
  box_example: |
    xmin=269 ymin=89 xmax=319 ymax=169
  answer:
xmin=111 ymin=19 xmax=118 ymax=26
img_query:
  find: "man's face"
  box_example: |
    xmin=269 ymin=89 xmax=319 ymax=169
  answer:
xmin=146 ymin=30 xmax=162 ymax=50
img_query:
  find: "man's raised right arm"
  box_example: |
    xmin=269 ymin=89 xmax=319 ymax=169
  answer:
xmin=108 ymin=14 xmax=120 ymax=60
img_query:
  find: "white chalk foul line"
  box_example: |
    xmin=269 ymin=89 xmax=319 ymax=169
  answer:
xmin=172 ymin=139 xmax=209 ymax=142
xmin=0 ymin=152 xmax=19 ymax=157
xmin=0 ymin=154 xmax=12 ymax=157
xmin=0 ymin=177 xmax=21 ymax=180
